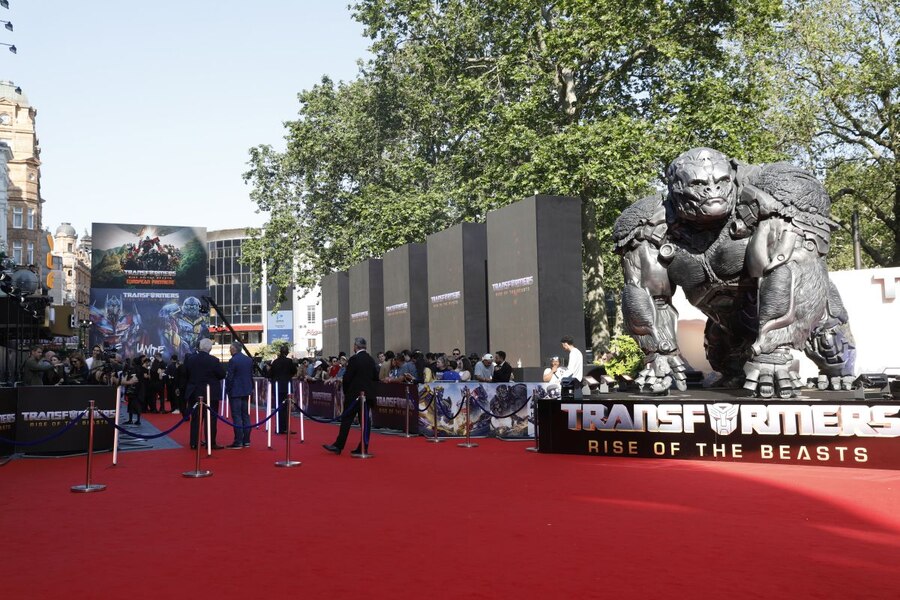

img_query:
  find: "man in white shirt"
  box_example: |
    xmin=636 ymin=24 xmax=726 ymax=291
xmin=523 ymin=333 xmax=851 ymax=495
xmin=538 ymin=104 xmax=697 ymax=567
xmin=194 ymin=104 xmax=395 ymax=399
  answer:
xmin=473 ymin=354 xmax=495 ymax=382
xmin=559 ymin=336 xmax=583 ymax=386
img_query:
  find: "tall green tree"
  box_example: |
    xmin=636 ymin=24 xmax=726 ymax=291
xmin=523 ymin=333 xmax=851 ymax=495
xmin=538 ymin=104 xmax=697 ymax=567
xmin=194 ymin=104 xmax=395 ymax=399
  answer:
xmin=244 ymin=0 xmax=783 ymax=354
xmin=767 ymin=0 xmax=899 ymax=268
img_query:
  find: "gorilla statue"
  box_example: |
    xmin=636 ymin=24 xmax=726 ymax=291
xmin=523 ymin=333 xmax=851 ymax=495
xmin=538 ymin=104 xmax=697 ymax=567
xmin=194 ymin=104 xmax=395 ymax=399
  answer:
xmin=613 ymin=148 xmax=856 ymax=398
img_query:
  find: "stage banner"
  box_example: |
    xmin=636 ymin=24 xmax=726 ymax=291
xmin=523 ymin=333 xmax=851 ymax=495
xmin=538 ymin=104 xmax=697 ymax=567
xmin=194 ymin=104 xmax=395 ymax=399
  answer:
xmin=15 ymin=386 xmax=116 ymax=454
xmin=417 ymin=382 xmax=556 ymax=439
xmin=536 ymin=392 xmax=900 ymax=470
xmin=373 ymin=383 xmax=419 ymax=432
xmin=89 ymin=288 xmax=209 ymax=361
xmin=91 ymin=223 xmax=208 ymax=290
xmin=305 ymin=381 xmax=339 ymax=419
xmin=0 ymin=387 xmax=16 ymax=455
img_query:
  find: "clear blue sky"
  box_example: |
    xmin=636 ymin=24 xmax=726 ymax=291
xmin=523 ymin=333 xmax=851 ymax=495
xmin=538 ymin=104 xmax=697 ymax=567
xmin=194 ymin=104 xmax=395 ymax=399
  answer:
xmin=2 ymin=0 xmax=370 ymax=238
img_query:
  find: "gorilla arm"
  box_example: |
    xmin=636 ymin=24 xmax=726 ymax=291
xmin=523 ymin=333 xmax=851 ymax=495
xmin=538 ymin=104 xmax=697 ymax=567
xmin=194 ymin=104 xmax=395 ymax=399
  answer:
xmin=621 ymin=242 xmax=687 ymax=393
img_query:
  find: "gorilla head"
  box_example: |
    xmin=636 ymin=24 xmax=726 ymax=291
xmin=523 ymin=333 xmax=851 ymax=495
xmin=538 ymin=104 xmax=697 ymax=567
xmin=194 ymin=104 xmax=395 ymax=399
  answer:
xmin=182 ymin=296 xmax=201 ymax=320
xmin=666 ymin=148 xmax=737 ymax=226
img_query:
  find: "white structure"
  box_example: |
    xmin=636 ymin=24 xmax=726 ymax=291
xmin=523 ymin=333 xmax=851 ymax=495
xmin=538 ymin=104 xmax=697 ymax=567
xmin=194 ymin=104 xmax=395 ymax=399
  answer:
xmin=674 ymin=267 xmax=900 ymax=381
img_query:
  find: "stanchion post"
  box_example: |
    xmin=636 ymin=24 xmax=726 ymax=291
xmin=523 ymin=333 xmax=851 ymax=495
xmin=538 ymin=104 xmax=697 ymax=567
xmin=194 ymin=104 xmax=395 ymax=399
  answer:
xmin=112 ymin=385 xmax=121 ymax=466
xmin=206 ymin=384 xmax=213 ymax=456
xmin=183 ymin=398 xmax=212 ymax=478
xmin=298 ymin=381 xmax=305 ymax=443
xmin=525 ymin=396 xmax=539 ymax=453
xmin=351 ymin=392 xmax=374 ymax=459
xmin=402 ymin=383 xmax=415 ymax=438
xmin=267 ymin=381 xmax=273 ymax=449
xmin=71 ymin=401 xmax=107 ymax=492
xmin=275 ymin=393 xmax=301 ymax=467
xmin=458 ymin=392 xmax=478 ymax=449
xmin=426 ymin=390 xmax=443 ymax=443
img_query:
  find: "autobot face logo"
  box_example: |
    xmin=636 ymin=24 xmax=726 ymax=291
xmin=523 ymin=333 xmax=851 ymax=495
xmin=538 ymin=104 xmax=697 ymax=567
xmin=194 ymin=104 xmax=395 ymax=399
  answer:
xmin=707 ymin=403 xmax=739 ymax=435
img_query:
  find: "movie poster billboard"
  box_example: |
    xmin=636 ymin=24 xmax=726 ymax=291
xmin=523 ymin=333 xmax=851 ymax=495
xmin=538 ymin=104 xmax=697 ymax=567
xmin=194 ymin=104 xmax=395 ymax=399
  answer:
xmin=91 ymin=223 xmax=207 ymax=290
xmin=417 ymin=381 xmax=557 ymax=439
xmin=89 ymin=289 xmax=209 ymax=361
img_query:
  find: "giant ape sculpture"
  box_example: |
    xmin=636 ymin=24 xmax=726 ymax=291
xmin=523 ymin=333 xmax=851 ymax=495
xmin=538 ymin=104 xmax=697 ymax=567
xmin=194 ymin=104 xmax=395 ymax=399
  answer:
xmin=613 ymin=148 xmax=855 ymax=398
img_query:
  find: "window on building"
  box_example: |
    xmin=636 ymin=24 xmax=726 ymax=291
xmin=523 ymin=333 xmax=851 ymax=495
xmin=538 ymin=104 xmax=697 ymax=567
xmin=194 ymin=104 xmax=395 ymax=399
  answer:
xmin=26 ymin=242 xmax=34 ymax=265
xmin=307 ymin=338 xmax=317 ymax=350
xmin=67 ymin=243 xmax=73 ymax=252
xmin=307 ymin=305 xmax=316 ymax=324
xmin=12 ymin=240 xmax=22 ymax=264
xmin=27 ymin=208 xmax=34 ymax=229
xmin=12 ymin=206 xmax=22 ymax=228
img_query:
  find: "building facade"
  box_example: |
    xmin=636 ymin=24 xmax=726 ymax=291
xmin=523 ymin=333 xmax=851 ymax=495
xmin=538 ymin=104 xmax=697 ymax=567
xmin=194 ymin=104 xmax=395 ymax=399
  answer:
xmin=207 ymin=228 xmax=322 ymax=358
xmin=208 ymin=229 xmax=264 ymax=356
xmin=0 ymin=81 xmax=43 ymax=271
xmin=0 ymin=140 xmax=11 ymax=254
xmin=52 ymin=223 xmax=92 ymax=323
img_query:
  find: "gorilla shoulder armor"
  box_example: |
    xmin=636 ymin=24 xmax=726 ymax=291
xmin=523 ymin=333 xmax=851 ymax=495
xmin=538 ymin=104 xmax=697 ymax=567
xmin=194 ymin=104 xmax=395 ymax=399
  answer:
xmin=613 ymin=193 xmax=668 ymax=253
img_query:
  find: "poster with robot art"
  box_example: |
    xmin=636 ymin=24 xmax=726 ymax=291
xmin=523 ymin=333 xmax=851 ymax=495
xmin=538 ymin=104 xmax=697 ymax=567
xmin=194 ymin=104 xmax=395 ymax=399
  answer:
xmin=89 ymin=221 xmax=210 ymax=361
xmin=90 ymin=223 xmax=208 ymax=290
xmin=88 ymin=288 xmax=209 ymax=361
xmin=417 ymin=381 xmax=560 ymax=439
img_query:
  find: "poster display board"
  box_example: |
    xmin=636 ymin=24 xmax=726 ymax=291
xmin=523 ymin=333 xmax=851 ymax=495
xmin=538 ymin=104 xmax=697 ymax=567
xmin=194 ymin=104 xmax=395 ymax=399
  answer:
xmin=349 ymin=260 xmax=384 ymax=353
xmin=0 ymin=387 xmax=15 ymax=455
xmin=383 ymin=244 xmax=429 ymax=353
xmin=486 ymin=196 xmax=583 ymax=381
xmin=321 ymin=271 xmax=350 ymax=357
xmin=14 ymin=386 xmax=116 ymax=454
xmin=426 ymin=222 xmax=487 ymax=356
xmin=537 ymin=390 xmax=900 ymax=470
xmin=90 ymin=222 xmax=209 ymax=360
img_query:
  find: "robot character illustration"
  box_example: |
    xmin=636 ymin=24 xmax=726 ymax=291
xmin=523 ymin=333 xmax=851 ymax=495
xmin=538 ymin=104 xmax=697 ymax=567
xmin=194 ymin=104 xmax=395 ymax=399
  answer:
xmin=89 ymin=294 xmax=146 ymax=359
xmin=613 ymin=148 xmax=856 ymax=399
xmin=159 ymin=296 xmax=209 ymax=360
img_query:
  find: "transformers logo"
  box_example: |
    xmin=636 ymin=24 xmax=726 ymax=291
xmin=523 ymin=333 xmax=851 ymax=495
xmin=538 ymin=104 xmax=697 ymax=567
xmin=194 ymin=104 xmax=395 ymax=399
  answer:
xmin=708 ymin=403 xmax=739 ymax=435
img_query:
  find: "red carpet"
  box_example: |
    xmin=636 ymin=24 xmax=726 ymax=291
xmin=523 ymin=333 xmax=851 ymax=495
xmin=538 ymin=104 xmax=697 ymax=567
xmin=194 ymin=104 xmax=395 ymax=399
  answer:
xmin=2 ymin=413 xmax=899 ymax=599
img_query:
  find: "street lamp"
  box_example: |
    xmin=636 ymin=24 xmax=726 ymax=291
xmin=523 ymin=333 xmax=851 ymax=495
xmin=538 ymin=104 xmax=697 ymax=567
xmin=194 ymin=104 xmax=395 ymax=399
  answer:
xmin=0 ymin=20 xmax=11 ymax=31
xmin=0 ymin=2 xmax=9 ymax=10
xmin=0 ymin=42 xmax=14 ymax=54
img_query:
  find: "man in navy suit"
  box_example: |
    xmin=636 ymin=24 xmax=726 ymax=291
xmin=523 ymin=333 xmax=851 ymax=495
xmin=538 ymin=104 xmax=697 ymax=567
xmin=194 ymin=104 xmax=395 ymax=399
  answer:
xmin=184 ymin=338 xmax=226 ymax=450
xmin=323 ymin=337 xmax=379 ymax=456
xmin=225 ymin=341 xmax=254 ymax=449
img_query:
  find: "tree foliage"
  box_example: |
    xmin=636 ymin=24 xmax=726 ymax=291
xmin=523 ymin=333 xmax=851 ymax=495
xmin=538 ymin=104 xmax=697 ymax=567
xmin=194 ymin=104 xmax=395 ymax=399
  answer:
xmin=244 ymin=0 xmax=787 ymax=353
xmin=767 ymin=0 xmax=899 ymax=267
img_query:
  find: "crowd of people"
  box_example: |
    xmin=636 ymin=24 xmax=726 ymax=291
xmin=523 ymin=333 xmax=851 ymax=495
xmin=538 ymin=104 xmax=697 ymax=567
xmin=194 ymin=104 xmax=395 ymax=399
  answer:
xmin=21 ymin=344 xmax=189 ymax=426
xmin=264 ymin=335 xmax=584 ymax=389
xmin=16 ymin=334 xmax=583 ymax=453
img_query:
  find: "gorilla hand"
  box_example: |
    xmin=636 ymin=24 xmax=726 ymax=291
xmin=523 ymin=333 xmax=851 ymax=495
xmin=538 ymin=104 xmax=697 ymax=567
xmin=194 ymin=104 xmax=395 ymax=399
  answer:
xmin=636 ymin=352 xmax=687 ymax=394
xmin=743 ymin=351 xmax=803 ymax=399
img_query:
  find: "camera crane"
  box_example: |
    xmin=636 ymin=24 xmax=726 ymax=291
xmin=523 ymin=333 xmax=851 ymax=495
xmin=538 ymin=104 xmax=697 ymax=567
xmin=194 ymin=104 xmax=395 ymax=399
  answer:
xmin=201 ymin=295 xmax=263 ymax=376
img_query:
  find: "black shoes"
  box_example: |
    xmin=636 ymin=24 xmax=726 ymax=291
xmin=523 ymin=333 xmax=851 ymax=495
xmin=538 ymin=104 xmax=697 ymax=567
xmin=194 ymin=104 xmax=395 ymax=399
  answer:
xmin=212 ymin=444 xmax=225 ymax=450
xmin=322 ymin=444 xmax=341 ymax=455
xmin=227 ymin=443 xmax=244 ymax=450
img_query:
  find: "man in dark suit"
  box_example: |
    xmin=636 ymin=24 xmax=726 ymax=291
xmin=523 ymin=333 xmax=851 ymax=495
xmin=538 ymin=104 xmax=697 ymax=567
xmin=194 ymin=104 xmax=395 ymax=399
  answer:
xmin=225 ymin=342 xmax=255 ymax=448
xmin=268 ymin=344 xmax=297 ymax=434
xmin=184 ymin=338 xmax=226 ymax=450
xmin=323 ymin=337 xmax=379 ymax=456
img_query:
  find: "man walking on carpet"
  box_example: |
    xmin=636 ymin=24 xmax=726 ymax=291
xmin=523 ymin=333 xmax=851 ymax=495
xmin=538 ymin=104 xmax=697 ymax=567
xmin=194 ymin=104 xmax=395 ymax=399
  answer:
xmin=323 ymin=337 xmax=379 ymax=456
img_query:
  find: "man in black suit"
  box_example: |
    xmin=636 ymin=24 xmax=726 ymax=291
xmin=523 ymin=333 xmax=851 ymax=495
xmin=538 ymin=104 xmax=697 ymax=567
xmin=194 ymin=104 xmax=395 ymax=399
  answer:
xmin=323 ymin=337 xmax=379 ymax=456
xmin=268 ymin=344 xmax=297 ymax=434
xmin=184 ymin=338 xmax=226 ymax=450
